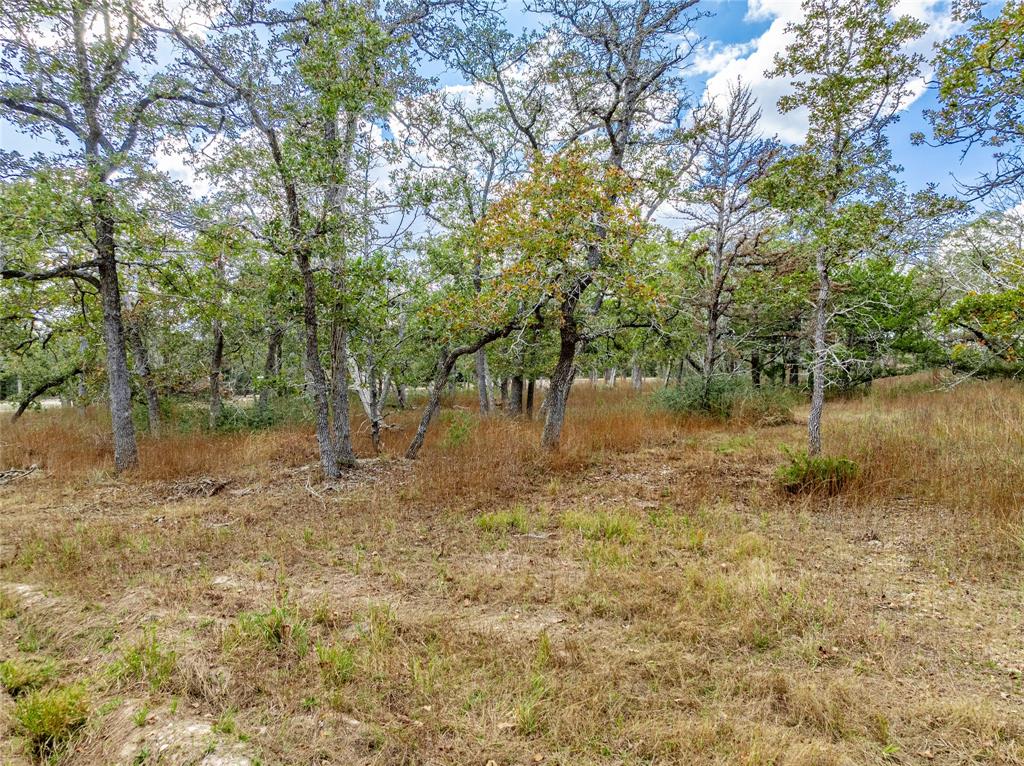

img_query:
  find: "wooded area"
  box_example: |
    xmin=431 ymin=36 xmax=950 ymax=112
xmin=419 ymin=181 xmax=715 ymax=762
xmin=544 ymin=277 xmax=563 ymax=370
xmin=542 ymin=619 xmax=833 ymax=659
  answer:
xmin=1 ymin=0 xmax=1023 ymax=763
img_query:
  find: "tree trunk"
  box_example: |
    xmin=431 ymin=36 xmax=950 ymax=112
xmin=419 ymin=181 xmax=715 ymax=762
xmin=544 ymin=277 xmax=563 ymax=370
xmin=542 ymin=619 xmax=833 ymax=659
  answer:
xmin=541 ymin=326 xmax=578 ymax=449
xmin=526 ymin=379 xmax=535 ymax=419
xmin=808 ymin=250 xmax=829 ymax=457
xmin=405 ymin=352 xmax=457 ymax=460
xmin=786 ymin=350 xmax=799 ymax=386
xmin=331 ymin=323 xmax=357 ymax=467
xmin=509 ymin=375 xmax=524 ymax=416
xmin=298 ymin=250 xmax=341 ymax=479
xmin=258 ymin=325 xmax=283 ymax=410
xmin=95 ymin=199 xmax=138 ymax=471
xmin=475 ymin=349 xmax=492 ymax=414
xmin=127 ymin=322 xmax=160 ymax=435
xmin=209 ymin=317 xmax=224 ymax=429
xmin=631 ymin=354 xmax=643 ymax=390
xmin=750 ymin=349 xmax=762 ymax=389
xmin=394 ymin=380 xmax=407 ymax=409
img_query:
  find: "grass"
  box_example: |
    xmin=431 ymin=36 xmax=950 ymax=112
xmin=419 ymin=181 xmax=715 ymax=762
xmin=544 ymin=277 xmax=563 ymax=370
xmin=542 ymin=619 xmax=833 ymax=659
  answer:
xmin=0 ymin=377 xmax=1022 ymax=765
xmin=13 ymin=684 xmax=89 ymax=758
xmin=0 ymin=657 xmax=57 ymax=696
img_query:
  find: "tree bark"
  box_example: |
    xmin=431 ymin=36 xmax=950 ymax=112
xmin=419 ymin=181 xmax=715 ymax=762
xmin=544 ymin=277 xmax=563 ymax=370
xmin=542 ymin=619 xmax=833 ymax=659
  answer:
xmin=631 ymin=354 xmax=643 ymax=390
xmin=95 ymin=194 xmax=138 ymax=471
xmin=541 ymin=321 xmax=579 ymax=449
xmin=209 ymin=317 xmax=224 ymax=429
xmin=475 ymin=349 xmax=492 ymax=414
xmin=509 ymin=375 xmax=524 ymax=416
xmin=331 ymin=323 xmax=357 ymax=466
xmin=750 ymin=349 xmax=762 ymax=389
xmin=127 ymin=321 xmax=160 ymax=435
xmin=526 ymin=379 xmax=535 ymax=419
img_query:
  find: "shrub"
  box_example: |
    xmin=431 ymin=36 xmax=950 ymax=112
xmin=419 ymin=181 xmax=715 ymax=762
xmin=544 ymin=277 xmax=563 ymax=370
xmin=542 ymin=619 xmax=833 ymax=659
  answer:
xmin=0 ymin=658 xmax=57 ymax=696
xmin=13 ymin=684 xmax=89 ymax=757
xmin=650 ymin=377 xmax=796 ymax=424
xmin=775 ymin=451 xmax=858 ymax=495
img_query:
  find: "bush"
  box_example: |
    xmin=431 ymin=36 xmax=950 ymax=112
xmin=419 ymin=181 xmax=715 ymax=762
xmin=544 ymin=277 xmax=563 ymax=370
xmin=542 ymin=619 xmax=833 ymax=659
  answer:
xmin=13 ymin=684 xmax=89 ymax=757
xmin=650 ymin=377 xmax=796 ymax=425
xmin=775 ymin=450 xmax=858 ymax=495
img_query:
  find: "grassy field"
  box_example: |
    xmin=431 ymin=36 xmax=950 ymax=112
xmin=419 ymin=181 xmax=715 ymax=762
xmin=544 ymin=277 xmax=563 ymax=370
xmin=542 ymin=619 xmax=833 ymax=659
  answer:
xmin=0 ymin=376 xmax=1022 ymax=765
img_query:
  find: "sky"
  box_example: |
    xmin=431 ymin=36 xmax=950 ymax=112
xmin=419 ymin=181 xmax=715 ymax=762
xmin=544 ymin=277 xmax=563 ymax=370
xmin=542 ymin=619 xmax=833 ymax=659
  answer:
xmin=0 ymin=0 xmax=1002 ymax=204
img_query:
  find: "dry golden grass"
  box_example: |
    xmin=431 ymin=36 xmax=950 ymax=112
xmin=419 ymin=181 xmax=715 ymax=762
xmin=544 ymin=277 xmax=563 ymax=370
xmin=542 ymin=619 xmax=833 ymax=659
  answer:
xmin=827 ymin=377 xmax=1024 ymax=522
xmin=0 ymin=377 xmax=1022 ymax=765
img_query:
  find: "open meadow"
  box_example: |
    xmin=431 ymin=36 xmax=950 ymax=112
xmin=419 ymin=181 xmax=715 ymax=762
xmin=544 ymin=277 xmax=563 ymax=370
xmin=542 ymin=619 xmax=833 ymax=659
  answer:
xmin=1 ymin=377 xmax=1022 ymax=766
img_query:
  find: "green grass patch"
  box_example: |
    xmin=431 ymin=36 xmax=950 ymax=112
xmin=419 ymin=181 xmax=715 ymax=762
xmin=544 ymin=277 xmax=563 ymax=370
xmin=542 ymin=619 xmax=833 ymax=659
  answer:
xmin=13 ymin=683 xmax=89 ymax=758
xmin=476 ymin=507 xmax=529 ymax=534
xmin=0 ymin=657 xmax=57 ymax=696
xmin=561 ymin=510 xmax=638 ymax=544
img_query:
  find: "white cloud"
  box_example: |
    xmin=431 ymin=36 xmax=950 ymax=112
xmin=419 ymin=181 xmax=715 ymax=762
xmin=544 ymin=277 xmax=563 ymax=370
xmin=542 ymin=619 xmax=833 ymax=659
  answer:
xmin=701 ymin=0 xmax=959 ymax=145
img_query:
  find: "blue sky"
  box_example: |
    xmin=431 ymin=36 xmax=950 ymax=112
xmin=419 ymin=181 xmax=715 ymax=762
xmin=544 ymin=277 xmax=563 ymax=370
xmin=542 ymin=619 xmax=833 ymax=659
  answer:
xmin=0 ymin=0 xmax=999 ymax=203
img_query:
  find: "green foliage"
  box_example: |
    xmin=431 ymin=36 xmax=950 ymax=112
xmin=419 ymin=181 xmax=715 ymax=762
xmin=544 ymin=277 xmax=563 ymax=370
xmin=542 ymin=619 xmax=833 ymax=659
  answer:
xmin=13 ymin=684 xmax=89 ymax=758
xmin=441 ymin=410 xmax=475 ymax=449
xmin=0 ymin=658 xmax=57 ymax=696
xmin=775 ymin=450 xmax=858 ymax=495
xmin=649 ymin=377 xmax=796 ymax=425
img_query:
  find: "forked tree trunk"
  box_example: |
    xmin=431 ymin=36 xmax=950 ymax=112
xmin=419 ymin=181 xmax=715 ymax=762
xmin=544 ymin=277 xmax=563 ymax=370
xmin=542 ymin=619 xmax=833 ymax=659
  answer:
xmin=127 ymin=322 xmax=160 ymax=435
xmin=297 ymin=249 xmax=341 ymax=479
xmin=807 ymin=249 xmax=830 ymax=457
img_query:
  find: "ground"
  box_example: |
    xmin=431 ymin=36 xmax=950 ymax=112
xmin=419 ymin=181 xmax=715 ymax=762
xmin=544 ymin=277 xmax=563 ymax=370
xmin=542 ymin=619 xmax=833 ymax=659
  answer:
xmin=0 ymin=382 xmax=1022 ymax=765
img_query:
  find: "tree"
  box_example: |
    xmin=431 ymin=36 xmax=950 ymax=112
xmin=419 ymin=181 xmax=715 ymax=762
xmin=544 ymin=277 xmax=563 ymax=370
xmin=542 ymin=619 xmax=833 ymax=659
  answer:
xmin=919 ymin=1 xmax=1024 ymax=198
xmin=765 ymin=0 xmax=927 ymax=455
xmin=0 ymin=0 xmax=216 ymax=469
xmin=674 ymin=81 xmax=777 ymax=405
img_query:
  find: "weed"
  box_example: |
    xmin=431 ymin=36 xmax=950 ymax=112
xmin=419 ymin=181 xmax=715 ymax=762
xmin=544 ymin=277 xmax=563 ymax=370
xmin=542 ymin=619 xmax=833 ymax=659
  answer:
xmin=316 ymin=641 xmax=356 ymax=687
xmin=228 ymin=597 xmax=310 ymax=657
xmin=133 ymin=703 xmax=149 ymax=727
